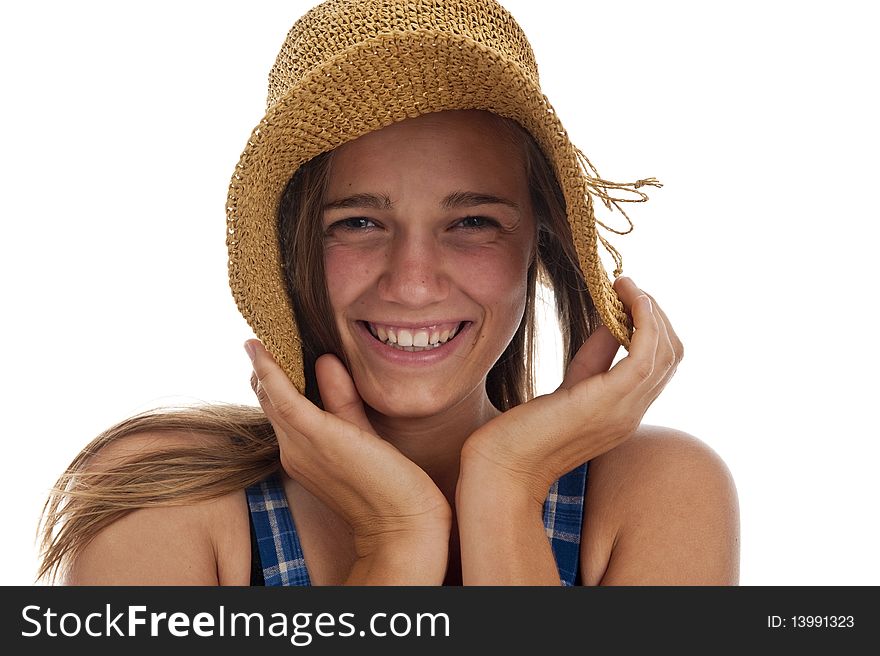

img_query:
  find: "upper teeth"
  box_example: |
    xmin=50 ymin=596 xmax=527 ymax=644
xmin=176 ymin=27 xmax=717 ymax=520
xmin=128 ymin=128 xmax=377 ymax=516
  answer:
xmin=367 ymin=322 xmax=461 ymax=349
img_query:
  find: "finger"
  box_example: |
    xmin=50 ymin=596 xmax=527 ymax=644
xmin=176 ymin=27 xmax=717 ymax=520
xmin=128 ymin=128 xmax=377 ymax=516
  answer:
xmin=643 ymin=295 xmax=675 ymax=399
xmin=557 ymin=275 xmax=641 ymax=392
xmin=643 ymin=291 xmax=684 ymax=364
xmin=613 ymin=276 xmax=645 ymax=316
xmin=607 ymin=292 xmax=659 ymax=394
xmin=559 ymin=325 xmax=620 ymax=390
xmin=639 ymin=292 xmax=683 ymax=401
xmin=613 ymin=279 xmax=679 ymax=392
xmin=315 ymin=353 xmax=375 ymax=433
xmin=246 ymin=339 xmax=328 ymax=436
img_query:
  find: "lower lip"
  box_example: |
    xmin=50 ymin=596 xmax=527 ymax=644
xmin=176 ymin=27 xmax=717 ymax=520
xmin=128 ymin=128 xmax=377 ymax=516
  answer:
xmin=355 ymin=321 xmax=472 ymax=366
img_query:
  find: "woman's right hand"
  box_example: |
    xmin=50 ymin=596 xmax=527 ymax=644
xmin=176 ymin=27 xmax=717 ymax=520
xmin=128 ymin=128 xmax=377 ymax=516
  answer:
xmin=246 ymin=340 xmax=451 ymax=584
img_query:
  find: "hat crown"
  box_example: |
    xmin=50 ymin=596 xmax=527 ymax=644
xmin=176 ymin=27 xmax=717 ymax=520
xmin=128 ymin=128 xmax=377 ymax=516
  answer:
xmin=267 ymin=0 xmax=539 ymax=108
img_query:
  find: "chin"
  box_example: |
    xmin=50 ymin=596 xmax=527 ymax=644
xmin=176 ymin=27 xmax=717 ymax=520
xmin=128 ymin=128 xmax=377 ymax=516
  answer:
xmin=358 ymin=382 xmax=468 ymax=421
xmin=364 ymin=394 xmax=453 ymax=420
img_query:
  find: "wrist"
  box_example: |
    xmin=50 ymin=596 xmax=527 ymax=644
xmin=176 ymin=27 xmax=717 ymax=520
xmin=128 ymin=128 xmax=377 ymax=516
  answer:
xmin=346 ymin=527 xmax=450 ymax=585
xmin=458 ymin=442 xmax=550 ymax=509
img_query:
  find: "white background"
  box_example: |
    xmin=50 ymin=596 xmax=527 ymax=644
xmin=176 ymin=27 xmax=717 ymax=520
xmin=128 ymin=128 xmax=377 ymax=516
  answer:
xmin=2 ymin=0 xmax=877 ymax=586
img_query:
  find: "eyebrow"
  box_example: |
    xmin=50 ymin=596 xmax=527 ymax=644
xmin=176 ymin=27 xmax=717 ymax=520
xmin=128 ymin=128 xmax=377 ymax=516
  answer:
xmin=323 ymin=192 xmax=393 ymax=211
xmin=441 ymin=191 xmax=520 ymax=212
xmin=322 ymin=191 xmax=520 ymax=212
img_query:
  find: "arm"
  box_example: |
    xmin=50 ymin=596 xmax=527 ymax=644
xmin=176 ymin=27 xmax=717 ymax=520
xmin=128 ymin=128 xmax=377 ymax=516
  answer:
xmin=343 ymin=528 xmax=451 ymax=585
xmin=457 ymin=425 xmax=740 ymax=586
xmin=587 ymin=426 xmax=740 ymax=585
xmin=61 ymin=432 xmax=243 ymax=585
xmin=456 ymin=459 xmax=562 ymax=585
xmin=457 ymin=277 xmax=684 ymax=584
xmin=63 ymin=502 xmax=224 ymax=585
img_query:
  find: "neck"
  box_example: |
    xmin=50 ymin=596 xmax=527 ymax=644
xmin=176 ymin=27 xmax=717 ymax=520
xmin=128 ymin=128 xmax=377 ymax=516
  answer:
xmin=365 ymin=387 xmax=499 ymax=504
xmin=364 ymin=387 xmax=499 ymax=587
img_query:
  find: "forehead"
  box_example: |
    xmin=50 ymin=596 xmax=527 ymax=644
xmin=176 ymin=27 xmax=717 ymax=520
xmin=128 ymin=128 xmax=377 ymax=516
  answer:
xmin=326 ymin=110 xmax=528 ymax=197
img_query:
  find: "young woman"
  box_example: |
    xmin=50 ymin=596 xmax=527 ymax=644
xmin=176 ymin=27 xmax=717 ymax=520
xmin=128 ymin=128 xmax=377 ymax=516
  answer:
xmin=39 ymin=0 xmax=739 ymax=586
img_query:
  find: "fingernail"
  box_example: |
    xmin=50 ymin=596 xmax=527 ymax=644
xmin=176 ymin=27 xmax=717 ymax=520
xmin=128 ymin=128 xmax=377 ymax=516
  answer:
xmin=244 ymin=340 xmax=256 ymax=362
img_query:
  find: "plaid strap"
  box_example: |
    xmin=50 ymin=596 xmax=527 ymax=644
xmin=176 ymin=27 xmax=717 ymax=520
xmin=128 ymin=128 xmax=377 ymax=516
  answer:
xmin=247 ymin=462 xmax=589 ymax=587
xmin=245 ymin=474 xmax=311 ymax=586
xmin=544 ymin=461 xmax=589 ymax=586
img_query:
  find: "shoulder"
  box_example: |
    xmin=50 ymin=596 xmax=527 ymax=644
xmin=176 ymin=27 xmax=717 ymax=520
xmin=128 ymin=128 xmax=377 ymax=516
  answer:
xmin=590 ymin=424 xmax=737 ymax=496
xmin=580 ymin=424 xmax=740 ymax=585
xmin=62 ymin=430 xmax=252 ymax=585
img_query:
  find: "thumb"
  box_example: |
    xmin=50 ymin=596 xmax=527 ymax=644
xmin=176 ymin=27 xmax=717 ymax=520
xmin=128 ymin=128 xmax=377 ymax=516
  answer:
xmin=559 ymin=325 xmax=620 ymax=390
xmin=315 ymin=354 xmax=374 ymax=433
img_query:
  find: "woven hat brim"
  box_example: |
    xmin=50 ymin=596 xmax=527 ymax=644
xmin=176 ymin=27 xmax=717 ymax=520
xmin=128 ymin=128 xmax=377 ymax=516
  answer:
xmin=227 ymin=30 xmax=632 ymax=392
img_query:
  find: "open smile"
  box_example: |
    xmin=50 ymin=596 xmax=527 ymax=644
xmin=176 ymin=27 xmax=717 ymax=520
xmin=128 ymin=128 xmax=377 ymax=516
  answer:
xmin=354 ymin=320 xmax=473 ymax=363
xmin=362 ymin=320 xmax=467 ymax=352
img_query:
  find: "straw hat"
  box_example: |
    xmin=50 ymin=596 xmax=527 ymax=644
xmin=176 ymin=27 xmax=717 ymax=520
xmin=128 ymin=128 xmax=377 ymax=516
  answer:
xmin=226 ymin=0 xmax=660 ymax=392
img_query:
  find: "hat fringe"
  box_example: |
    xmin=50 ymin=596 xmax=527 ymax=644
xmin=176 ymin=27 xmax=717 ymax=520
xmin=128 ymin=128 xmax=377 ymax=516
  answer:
xmin=575 ymin=148 xmax=663 ymax=278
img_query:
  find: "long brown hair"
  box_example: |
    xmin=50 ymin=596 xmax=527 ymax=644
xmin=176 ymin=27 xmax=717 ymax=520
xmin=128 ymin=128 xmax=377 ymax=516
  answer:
xmin=37 ymin=112 xmax=599 ymax=582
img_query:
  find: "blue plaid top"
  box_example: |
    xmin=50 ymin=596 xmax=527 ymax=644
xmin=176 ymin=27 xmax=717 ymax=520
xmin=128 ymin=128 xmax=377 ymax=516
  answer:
xmin=246 ymin=461 xmax=589 ymax=586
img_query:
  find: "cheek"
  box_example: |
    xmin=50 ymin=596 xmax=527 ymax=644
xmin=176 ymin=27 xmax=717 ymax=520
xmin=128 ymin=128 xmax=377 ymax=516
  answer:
xmin=324 ymin=247 xmax=377 ymax=310
xmin=451 ymin=243 xmax=531 ymax=306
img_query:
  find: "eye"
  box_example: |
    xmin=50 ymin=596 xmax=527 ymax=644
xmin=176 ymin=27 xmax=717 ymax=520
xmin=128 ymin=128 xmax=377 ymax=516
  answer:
xmin=455 ymin=216 xmax=499 ymax=230
xmin=326 ymin=217 xmax=379 ymax=232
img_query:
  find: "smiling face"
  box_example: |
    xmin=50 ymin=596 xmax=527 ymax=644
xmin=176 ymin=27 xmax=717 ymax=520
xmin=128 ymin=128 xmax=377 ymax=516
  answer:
xmin=321 ymin=110 xmax=536 ymax=419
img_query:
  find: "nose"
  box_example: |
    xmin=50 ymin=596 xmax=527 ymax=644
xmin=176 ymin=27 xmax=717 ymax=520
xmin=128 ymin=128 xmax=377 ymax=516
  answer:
xmin=377 ymin=231 xmax=449 ymax=308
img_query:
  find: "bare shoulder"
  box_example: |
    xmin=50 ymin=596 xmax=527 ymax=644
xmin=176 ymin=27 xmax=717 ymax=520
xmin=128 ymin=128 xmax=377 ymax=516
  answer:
xmin=580 ymin=424 xmax=740 ymax=585
xmin=63 ymin=430 xmax=251 ymax=585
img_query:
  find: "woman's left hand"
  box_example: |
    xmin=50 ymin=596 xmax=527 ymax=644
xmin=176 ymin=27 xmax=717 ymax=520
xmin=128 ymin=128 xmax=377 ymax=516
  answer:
xmin=460 ymin=276 xmax=684 ymax=503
